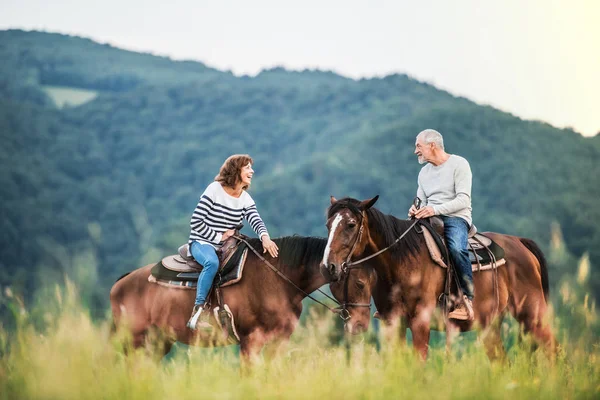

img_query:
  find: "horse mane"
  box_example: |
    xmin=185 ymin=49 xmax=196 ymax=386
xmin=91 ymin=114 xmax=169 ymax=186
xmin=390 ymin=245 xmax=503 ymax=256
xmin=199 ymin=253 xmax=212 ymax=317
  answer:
xmin=245 ymin=236 xmax=327 ymax=271
xmin=327 ymin=198 xmax=422 ymax=261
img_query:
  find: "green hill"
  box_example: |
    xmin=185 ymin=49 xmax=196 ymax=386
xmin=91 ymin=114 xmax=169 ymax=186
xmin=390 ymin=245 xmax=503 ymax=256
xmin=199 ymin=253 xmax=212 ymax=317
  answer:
xmin=1 ymin=29 xmax=598 ymax=315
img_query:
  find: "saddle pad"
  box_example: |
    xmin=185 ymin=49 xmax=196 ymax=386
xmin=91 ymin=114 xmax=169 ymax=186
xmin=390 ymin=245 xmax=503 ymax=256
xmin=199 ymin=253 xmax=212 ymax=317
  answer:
xmin=468 ymin=234 xmax=504 ymax=264
xmin=150 ymin=244 xmax=248 ymax=285
xmin=422 ymin=229 xmax=506 ymax=271
xmin=148 ymin=274 xmax=197 ymax=289
xmin=216 ymin=247 xmax=248 ymax=287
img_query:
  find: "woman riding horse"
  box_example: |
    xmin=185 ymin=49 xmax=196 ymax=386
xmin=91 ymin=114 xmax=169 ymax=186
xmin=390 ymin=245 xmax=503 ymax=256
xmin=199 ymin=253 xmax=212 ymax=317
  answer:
xmin=185 ymin=154 xmax=279 ymax=331
xmin=111 ymin=236 xmax=344 ymax=362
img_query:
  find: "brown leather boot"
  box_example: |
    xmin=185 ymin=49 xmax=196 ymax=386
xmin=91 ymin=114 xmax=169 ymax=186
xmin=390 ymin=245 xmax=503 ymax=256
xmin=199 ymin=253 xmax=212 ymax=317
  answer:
xmin=448 ymin=295 xmax=474 ymax=321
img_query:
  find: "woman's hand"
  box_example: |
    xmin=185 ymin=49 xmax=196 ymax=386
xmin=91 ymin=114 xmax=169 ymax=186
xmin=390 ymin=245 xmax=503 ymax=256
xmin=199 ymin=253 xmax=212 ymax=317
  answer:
xmin=261 ymin=235 xmax=279 ymax=258
xmin=221 ymin=229 xmax=236 ymax=242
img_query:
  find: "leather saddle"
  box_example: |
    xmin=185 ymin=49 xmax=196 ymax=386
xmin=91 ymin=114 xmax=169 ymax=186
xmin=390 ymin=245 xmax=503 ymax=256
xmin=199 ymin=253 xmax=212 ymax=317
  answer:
xmin=162 ymin=227 xmax=244 ymax=273
xmin=420 ymin=216 xmax=505 ymax=270
xmin=149 ymin=232 xmax=249 ymax=289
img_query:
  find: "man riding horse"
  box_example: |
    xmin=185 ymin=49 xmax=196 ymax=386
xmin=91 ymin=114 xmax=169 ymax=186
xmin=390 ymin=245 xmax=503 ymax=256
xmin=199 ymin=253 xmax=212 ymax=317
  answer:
xmin=408 ymin=129 xmax=475 ymax=321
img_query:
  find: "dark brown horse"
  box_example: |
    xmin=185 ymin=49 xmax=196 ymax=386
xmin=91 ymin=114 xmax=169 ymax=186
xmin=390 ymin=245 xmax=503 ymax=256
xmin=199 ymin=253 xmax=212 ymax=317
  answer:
xmin=110 ymin=235 xmax=372 ymax=362
xmin=321 ymin=196 xmax=555 ymax=359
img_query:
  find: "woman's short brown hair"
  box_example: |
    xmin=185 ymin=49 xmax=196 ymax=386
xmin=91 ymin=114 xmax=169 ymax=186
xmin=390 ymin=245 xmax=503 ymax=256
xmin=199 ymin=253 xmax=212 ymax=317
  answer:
xmin=215 ymin=154 xmax=254 ymax=190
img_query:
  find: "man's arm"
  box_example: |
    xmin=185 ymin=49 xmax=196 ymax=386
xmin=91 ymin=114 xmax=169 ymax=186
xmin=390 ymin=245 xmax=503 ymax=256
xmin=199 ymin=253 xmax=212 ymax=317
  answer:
xmin=433 ymin=159 xmax=472 ymax=216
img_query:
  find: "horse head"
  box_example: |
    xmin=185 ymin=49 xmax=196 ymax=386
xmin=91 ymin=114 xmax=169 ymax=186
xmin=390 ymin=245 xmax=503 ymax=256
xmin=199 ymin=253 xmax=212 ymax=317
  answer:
xmin=328 ymin=264 xmax=376 ymax=334
xmin=321 ymin=195 xmax=379 ymax=281
xmin=321 ymin=195 xmax=379 ymax=334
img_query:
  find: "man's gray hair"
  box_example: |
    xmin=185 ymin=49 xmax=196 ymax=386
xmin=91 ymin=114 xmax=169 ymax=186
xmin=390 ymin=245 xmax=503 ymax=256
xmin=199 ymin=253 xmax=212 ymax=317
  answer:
xmin=417 ymin=129 xmax=445 ymax=150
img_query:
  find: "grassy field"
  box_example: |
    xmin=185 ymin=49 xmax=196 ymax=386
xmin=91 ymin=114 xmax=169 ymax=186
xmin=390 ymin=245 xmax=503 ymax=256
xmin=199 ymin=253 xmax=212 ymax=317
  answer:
xmin=0 ymin=280 xmax=598 ymax=400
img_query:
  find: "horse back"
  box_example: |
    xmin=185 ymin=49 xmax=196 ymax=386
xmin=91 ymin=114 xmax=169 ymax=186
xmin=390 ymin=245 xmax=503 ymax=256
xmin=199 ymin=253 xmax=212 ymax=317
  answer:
xmin=479 ymin=232 xmax=548 ymax=300
xmin=110 ymin=264 xmax=155 ymax=323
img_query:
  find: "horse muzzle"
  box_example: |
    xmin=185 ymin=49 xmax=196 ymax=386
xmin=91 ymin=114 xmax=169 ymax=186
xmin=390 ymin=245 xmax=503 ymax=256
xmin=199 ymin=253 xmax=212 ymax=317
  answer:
xmin=320 ymin=262 xmax=342 ymax=282
xmin=344 ymin=320 xmax=367 ymax=335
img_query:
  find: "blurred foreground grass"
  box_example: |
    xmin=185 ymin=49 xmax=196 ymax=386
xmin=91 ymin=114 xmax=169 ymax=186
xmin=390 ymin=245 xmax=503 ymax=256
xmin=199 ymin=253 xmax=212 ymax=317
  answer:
xmin=0 ymin=279 xmax=598 ymax=400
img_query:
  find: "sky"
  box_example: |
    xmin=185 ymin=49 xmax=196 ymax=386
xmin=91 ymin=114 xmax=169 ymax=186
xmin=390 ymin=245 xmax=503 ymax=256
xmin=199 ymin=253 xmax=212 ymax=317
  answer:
xmin=2 ymin=0 xmax=599 ymax=136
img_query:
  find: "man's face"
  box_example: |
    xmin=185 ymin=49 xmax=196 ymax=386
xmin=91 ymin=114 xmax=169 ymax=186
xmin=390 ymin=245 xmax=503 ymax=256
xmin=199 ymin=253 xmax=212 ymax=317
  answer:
xmin=414 ymin=138 xmax=434 ymax=164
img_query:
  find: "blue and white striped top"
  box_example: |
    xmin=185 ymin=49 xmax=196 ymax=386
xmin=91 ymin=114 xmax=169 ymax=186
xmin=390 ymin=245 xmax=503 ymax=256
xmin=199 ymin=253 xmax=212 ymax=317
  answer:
xmin=189 ymin=181 xmax=269 ymax=248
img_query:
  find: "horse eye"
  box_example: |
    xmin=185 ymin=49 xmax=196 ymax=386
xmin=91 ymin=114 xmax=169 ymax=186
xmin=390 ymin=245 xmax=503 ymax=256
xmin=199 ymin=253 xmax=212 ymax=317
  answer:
xmin=347 ymin=223 xmax=356 ymax=229
xmin=356 ymin=280 xmax=365 ymax=289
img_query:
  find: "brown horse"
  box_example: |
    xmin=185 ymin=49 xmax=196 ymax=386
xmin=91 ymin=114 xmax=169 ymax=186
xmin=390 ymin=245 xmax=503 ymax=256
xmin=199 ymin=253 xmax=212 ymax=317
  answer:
xmin=321 ymin=196 xmax=555 ymax=359
xmin=110 ymin=235 xmax=371 ymax=362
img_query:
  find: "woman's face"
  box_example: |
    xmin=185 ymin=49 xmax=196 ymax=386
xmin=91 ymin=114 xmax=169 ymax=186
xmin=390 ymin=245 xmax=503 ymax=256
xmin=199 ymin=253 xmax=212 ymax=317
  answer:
xmin=240 ymin=163 xmax=254 ymax=186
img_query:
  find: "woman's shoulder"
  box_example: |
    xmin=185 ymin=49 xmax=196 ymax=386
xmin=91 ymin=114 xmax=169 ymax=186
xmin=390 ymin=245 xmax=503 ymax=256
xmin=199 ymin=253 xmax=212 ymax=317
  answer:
xmin=241 ymin=190 xmax=256 ymax=205
xmin=203 ymin=181 xmax=223 ymax=196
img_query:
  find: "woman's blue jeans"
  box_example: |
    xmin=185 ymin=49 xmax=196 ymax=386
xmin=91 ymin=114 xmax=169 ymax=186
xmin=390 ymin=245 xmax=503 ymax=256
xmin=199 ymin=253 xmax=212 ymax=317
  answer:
xmin=190 ymin=241 xmax=220 ymax=306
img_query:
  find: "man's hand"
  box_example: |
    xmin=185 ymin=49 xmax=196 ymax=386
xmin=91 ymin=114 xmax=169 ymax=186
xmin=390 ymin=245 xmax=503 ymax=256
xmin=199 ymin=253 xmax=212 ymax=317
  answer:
xmin=221 ymin=229 xmax=235 ymax=241
xmin=414 ymin=206 xmax=435 ymax=219
xmin=261 ymin=236 xmax=279 ymax=258
xmin=408 ymin=204 xmax=418 ymax=218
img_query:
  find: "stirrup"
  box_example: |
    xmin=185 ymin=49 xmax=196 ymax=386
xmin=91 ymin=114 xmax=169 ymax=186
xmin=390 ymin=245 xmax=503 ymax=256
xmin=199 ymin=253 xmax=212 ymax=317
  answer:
xmin=448 ymin=296 xmax=474 ymax=321
xmin=187 ymin=305 xmax=204 ymax=330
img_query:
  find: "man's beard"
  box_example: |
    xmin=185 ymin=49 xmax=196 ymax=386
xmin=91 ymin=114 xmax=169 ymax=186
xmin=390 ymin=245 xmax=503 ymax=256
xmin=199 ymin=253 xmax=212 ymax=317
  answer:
xmin=417 ymin=155 xmax=426 ymax=165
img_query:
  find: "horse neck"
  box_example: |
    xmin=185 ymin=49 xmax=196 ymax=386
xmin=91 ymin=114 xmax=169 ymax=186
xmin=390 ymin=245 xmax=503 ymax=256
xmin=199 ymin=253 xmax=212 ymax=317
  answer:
xmin=364 ymin=216 xmax=420 ymax=280
xmin=299 ymin=259 xmax=329 ymax=295
xmin=276 ymin=258 xmax=328 ymax=302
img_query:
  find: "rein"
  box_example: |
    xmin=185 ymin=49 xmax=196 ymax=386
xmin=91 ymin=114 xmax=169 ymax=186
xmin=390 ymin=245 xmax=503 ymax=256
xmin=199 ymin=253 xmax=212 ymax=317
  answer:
xmin=232 ymin=235 xmax=350 ymax=319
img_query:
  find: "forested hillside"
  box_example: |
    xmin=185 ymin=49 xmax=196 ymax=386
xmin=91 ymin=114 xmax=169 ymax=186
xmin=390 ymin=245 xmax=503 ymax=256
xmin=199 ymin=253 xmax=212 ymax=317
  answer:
xmin=1 ymin=29 xmax=598 ymax=317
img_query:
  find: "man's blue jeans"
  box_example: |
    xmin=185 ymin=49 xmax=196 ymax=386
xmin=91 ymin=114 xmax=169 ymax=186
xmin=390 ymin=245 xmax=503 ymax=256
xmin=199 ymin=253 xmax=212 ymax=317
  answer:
xmin=190 ymin=241 xmax=220 ymax=306
xmin=441 ymin=216 xmax=474 ymax=300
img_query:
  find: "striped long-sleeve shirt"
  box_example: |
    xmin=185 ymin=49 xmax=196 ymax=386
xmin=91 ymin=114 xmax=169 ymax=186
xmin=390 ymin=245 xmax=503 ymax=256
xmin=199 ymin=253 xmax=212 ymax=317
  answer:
xmin=189 ymin=181 xmax=269 ymax=248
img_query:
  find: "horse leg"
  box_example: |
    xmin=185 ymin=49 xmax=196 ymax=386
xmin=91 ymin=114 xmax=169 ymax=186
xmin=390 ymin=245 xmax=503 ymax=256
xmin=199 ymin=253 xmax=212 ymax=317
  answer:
xmin=263 ymin=335 xmax=291 ymax=361
xmin=409 ymin=306 xmax=434 ymax=360
xmin=378 ymin=312 xmax=408 ymax=349
xmin=480 ymin=314 xmax=506 ymax=361
xmin=445 ymin=320 xmax=460 ymax=356
xmin=143 ymin=325 xmax=176 ymax=361
xmin=239 ymin=329 xmax=269 ymax=371
xmin=115 ymin=314 xmax=149 ymax=355
xmin=509 ymin=294 xmax=556 ymax=354
xmin=398 ymin=315 xmax=409 ymax=343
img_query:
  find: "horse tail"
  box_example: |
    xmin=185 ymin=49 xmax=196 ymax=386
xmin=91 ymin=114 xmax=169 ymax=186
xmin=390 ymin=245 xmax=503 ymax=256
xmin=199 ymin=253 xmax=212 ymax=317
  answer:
xmin=519 ymin=238 xmax=549 ymax=302
xmin=110 ymin=272 xmax=131 ymax=333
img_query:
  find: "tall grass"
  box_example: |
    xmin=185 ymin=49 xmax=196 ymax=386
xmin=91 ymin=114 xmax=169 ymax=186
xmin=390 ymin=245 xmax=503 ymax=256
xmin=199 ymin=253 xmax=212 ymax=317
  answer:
xmin=0 ymin=279 xmax=598 ymax=400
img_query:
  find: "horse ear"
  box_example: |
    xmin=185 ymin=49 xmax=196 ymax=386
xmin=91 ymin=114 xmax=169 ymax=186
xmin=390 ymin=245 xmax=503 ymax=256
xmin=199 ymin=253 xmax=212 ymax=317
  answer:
xmin=360 ymin=195 xmax=379 ymax=210
xmin=330 ymin=196 xmax=338 ymax=205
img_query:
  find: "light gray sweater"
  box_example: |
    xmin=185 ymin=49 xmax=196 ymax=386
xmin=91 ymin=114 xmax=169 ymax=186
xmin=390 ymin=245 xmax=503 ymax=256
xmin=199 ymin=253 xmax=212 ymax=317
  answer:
xmin=416 ymin=154 xmax=473 ymax=225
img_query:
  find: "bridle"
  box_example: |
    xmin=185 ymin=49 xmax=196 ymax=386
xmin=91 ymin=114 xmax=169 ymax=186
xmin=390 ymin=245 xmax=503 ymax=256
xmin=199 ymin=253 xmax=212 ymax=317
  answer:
xmin=333 ymin=211 xmax=371 ymax=321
